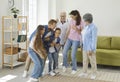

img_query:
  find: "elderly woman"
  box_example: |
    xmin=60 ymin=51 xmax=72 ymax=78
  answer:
xmin=79 ymin=13 xmax=98 ymax=79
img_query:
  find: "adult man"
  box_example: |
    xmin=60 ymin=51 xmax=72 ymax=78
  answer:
xmin=22 ymin=19 xmax=57 ymax=78
xmin=56 ymin=12 xmax=69 ymax=68
xmin=57 ymin=12 xmax=69 ymax=48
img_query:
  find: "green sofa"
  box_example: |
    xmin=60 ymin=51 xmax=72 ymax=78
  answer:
xmin=68 ymin=36 xmax=120 ymax=66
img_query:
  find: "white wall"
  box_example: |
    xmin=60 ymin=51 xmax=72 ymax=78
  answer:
xmin=37 ymin=0 xmax=48 ymax=25
xmin=55 ymin=0 xmax=120 ymax=36
xmin=0 ymin=0 xmax=23 ymax=64
xmin=48 ymin=0 xmax=56 ymax=20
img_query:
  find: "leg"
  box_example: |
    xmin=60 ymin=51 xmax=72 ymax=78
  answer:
xmin=22 ymin=55 xmax=32 ymax=78
xmin=88 ymin=52 xmax=97 ymax=79
xmin=28 ymin=48 xmax=43 ymax=79
xmin=88 ymin=52 xmax=97 ymax=74
xmin=53 ymin=52 xmax=57 ymax=70
xmin=82 ymin=51 xmax=89 ymax=73
xmin=63 ymin=39 xmax=72 ymax=67
xmin=25 ymin=55 xmax=31 ymax=71
xmin=48 ymin=53 xmax=53 ymax=72
xmin=55 ymin=52 xmax=59 ymax=68
xmin=79 ymin=51 xmax=89 ymax=77
xmin=71 ymin=40 xmax=80 ymax=71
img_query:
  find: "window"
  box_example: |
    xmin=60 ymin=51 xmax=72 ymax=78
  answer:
xmin=22 ymin=0 xmax=48 ymax=37
xmin=28 ymin=0 xmax=37 ymax=37
xmin=22 ymin=0 xmax=37 ymax=37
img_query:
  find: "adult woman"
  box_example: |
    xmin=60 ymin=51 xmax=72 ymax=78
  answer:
xmin=63 ymin=10 xmax=83 ymax=74
xmin=27 ymin=25 xmax=46 ymax=82
xmin=79 ymin=13 xmax=97 ymax=79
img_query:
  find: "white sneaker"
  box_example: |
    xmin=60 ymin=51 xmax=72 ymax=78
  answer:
xmin=90 ymin=74 xmax=96 ymax=79
xmin=26 ymin=78 xmax=38 ymax=82
xmin=49 ymin=71 xmax=56 ymax=76
xmin=79 ymin=72 xmax=88 ymax=77
xmin=62 ymin=66 xmax=66 ymax=72
xmin=22 ymin=71 xmax=28 ymax=78
xmin=71 ymin=70 xmax=77 ymax=74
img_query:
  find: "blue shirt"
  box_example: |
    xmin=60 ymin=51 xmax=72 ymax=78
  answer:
xmin=82 ymin=23 xmax=98 ymax=52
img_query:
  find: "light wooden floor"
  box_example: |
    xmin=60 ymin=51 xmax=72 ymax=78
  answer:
xmin=0 ymin=54 xmax=120 ymax=82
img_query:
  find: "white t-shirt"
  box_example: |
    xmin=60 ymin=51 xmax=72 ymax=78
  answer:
xmin=29 ymin=36 xmax=36 ymax=49
xmin=49 ymin=38 xmax=57 ymax=53
xmin=57 ymin=20 xmax=69 ymax=45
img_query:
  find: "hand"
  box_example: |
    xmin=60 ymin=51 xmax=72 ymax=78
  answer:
xmin=55 ymin=44 xmax=60 ymax=47
xmin=45 ymin=37 xmax=50 ymax=41
xmin=50 ymin=43 xmax=54 ymax=46
xmin=72 ymin=25 xmax=77 ymax=30
xmin=87 ymin=51 xmax=93 ymax=56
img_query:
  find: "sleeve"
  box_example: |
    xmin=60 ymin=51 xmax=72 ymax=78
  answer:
xmin=91 ymin=27 xmax=98 ymax=51
xmin=56 ymin=37 xmax=61 ymax=44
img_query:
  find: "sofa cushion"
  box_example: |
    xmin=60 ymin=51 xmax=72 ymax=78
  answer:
xmin=96 ymin=49 xmax=120 ymax=66
xmin=111 ymin=37 xmax=120 ymax=50
xmin=97 ymin=36 xmax=111 ymax=49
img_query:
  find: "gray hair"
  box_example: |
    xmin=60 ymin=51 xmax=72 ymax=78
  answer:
xmin=83 ymin=13 xmax=93 ymax=23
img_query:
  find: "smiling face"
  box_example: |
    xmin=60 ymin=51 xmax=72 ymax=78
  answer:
xmin=70 ymin=14 xmax=77 ymax=20
xmin=55 ymin=30 xmax=61 ymax=38
xmin=48 ymin=23 xmax=56 ymax=30
xmin=60 ymin=12 xmax=66 ymax=22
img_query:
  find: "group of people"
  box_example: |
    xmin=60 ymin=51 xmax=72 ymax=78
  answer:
xmin=22 ymin=10 xmax=98 ymax=82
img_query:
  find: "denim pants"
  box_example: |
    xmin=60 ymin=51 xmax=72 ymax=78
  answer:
xmin=28 ymin=47 xmax=44 ymax=79
xmin=63 ymin=38 xmax=80 ymax=71
xmin=48 ymin=52 xmax=57 ymax=72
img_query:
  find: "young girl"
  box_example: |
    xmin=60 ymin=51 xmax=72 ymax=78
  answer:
xmin=22 ymin=19 xmax=57 ymax=78
xmin=63 ymin=10 xmax=83 ymax=74
xmin=48 ymin=28 xmax=61 ymax=76
xmin=27 ymin=25 xmax=46 ymax=82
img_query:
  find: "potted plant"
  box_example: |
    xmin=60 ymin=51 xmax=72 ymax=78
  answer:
xmin=11 ymin=7 xmax=20 ymax=18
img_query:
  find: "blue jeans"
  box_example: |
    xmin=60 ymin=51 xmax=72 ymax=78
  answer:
xmin=28 ymin=47 xmax=44 ymax=79
xmin=63 ymin=38 xmax=80 ymax=71
xmin=48 ymin=52 xmax=57 ymax=72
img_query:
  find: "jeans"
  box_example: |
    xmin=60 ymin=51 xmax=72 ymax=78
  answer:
xmin=28 ymin=47 xmax=44 ymax=79
xmin=48 ymin=52 xmax=57 ymax=72
xmin=55 ymin=45 xmax=64 ymax=68
xmin=63 ymin=38 xmax=80 ymax=71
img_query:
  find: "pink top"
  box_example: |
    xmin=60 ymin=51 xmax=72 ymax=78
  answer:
xmin=68 ymin=19 xmax=83 ymax=41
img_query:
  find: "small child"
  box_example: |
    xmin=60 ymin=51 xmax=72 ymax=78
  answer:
xmin=48 ymin=28 xmax=61 ymax=76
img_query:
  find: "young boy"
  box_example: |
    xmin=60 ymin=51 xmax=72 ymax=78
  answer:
xmin=48 ymin=28 xmax=61 ymax=76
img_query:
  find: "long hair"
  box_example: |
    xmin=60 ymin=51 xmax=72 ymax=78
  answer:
xmin=69 ymin=10 xmax=81 ymax=25
xmin=34 ymin=25 xmax=46 ymax=58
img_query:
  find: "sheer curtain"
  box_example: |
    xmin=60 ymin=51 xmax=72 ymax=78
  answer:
xmin=22 ymin=0 xmax=37 ymax=38
xmin=22 ymin=0 xmax=48 ymax=38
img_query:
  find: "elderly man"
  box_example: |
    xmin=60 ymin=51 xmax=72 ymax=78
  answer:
xmin=57 ymin=12 xmax=69 ymax=47
xmin=56 ymin=12 xmax=69 ymax=68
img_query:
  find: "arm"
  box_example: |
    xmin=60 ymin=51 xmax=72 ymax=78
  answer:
xmin=89 ymin=27 xmax=97 ymax=56
xmin=64 ymin=25 xmax=71 ymax=42
xmin=32 ymin=48 xmax=46 ymax=59
xmin=72 ymin=25 xmax=83 ymax=34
